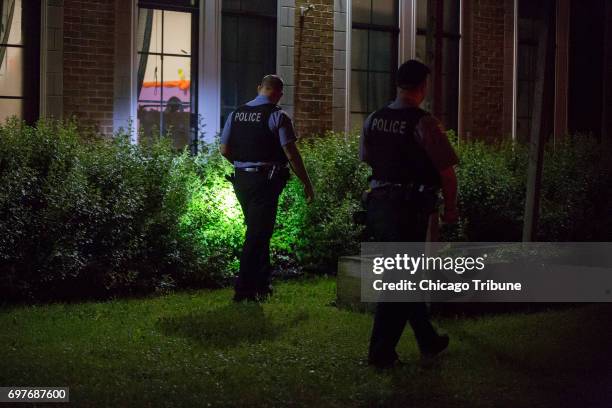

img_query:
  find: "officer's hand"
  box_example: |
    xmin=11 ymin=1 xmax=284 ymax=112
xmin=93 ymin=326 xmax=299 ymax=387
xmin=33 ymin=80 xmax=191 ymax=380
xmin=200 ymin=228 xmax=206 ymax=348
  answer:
xmin=441 ymin=207 xmax=459 ymax=224
xmin=304 ymin=184 xmax=315 ymax=204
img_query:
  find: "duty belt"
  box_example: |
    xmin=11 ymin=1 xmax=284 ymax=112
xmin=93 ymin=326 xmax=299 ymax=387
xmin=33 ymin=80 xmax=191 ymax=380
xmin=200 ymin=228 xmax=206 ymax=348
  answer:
xmin=236 ymin=163 xmax=288 ymax=173
xmin=369 ymin=179 xmax=438 ymax=193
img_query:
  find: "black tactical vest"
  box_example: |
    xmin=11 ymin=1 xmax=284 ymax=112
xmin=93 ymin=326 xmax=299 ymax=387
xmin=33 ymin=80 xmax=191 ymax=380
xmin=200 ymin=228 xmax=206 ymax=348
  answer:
xmin=229 ymin=103 xmax=287 ymax=163
xmin=364 ymin=106 xmax=440 ymax=186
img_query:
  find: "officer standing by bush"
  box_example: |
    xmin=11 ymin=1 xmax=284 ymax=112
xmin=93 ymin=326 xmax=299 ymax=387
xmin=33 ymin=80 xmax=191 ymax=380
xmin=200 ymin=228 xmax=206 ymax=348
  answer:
xmin=220 ymin=75 xmax=315 ymax=302
xmin=361 ymin=60 xmax=459 ymax=368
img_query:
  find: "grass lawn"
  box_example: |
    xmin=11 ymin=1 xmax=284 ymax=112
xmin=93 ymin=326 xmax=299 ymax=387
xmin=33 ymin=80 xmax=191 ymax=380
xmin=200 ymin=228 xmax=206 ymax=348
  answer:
xmin=1 ymin=277 xmax=611 ymax=407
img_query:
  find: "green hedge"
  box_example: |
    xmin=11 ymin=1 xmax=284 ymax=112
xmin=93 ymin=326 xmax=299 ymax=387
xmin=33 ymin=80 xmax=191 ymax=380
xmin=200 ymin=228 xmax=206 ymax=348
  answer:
xmin=1 ymin=119 xmax=610 ymax=301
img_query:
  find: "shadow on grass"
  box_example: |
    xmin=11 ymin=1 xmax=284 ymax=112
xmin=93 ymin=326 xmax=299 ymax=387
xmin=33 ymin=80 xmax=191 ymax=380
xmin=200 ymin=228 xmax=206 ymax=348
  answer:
xmin=157 ymin=302 xmax=309 ymax=349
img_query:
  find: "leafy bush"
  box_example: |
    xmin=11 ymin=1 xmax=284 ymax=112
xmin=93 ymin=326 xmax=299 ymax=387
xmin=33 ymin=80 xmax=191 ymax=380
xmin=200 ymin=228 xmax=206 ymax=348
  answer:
xmin=1 ymin=118 xmax=610 ymax=301
xmin=0 ymin=119 xmax=239 ymax=301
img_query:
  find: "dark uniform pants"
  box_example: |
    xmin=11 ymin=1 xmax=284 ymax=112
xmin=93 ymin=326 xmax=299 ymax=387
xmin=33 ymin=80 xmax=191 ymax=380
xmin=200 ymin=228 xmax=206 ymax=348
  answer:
xmin=232 ymin=168 xmax=288 ymax=297
xmin=366 ymin=187 xmax=438 ymax=363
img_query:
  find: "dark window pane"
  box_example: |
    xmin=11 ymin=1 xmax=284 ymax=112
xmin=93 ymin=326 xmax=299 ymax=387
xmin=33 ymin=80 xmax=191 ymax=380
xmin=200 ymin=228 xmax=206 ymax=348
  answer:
xmin=368 ymin=30 xmax=393 ymax=72
xmin=221 ymin=8 xmax=276 ymax=118
xmin=416 ymin=34 xmax=427 ymax=61
xmin=351 ymin=29 xmax=368 ymax=70
xmin=350 ymin=70 xmax=368 ymax=113
xmin=222 ymin=0 xmax=241 ymax=12
xmin=221 ymin=15 xmax=238 ymax=61
xmin=372 ymin=0 xmax=397 ymax=26
xmin=352 ymin=0 xmax=372 ymax=24
xmin=368 ymin=72 xmax=392 ymax=111
xmin=416 ymin=0 xmax=428 ymax=30
xmin=350 ymin=113 xmax=368 ymax=130
xmin=443 ymin=0 xmax=460 ymax=34
xmin=240 ymin=0 xmax=276 ymax=16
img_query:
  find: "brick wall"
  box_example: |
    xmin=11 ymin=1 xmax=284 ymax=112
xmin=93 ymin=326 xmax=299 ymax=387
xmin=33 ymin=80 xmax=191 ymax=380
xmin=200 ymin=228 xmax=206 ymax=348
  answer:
xmin=63 ymin=0 xmax=115 ymax=135
xmin=293 ymin=0 xmax=334 ymax=137
xmin=470 ymin=0 xmax=506 ymax=141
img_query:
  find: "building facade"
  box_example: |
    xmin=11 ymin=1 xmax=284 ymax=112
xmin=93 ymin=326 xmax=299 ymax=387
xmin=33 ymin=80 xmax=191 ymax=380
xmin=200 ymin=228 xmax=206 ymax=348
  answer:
xmin=1 ymin=0 xmax=610 ymax=147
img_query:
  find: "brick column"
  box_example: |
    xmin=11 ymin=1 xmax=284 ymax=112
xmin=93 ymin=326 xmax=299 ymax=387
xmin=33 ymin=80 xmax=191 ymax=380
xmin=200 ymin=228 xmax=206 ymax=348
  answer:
xmin=293 ymin=0 xmax=334 ymax=137
xmin=471 ymin=0 xmax=506 ymax=141
xmin=63 ymin=0 xmax=116 ymax=135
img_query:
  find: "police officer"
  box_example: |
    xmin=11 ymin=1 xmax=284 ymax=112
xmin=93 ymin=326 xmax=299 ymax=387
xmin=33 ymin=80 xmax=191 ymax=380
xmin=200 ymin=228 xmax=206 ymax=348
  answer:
xmin=360 ymin=60 xmax=459 ymax=368
xmin=220 ymin=74 xmax=315 ymax=302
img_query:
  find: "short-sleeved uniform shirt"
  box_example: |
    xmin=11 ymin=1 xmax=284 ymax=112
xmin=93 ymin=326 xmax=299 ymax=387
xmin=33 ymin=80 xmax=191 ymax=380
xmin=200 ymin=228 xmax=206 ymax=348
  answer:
xmin=360 ymin=98 xmax=459 ymax=174
xmin=221 ymin=95 xmax=297 ymax=168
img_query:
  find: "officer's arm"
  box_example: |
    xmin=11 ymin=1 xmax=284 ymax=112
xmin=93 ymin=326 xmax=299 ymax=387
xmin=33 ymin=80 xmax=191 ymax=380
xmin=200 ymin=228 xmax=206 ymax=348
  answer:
xmin=219 ymin=143 xmax=233 ymax=163
xmin=219 ymin=112 xmax=234 ymax=163
xmin=439 ymin=166 xmax=459 ymax=223
xmin=360 ymin=114 xmax=374 ymax=163
xmin=416 ymin=116 xmax=460 ymax=223
xmin=283 ymin=142 xmax=315 ymax=203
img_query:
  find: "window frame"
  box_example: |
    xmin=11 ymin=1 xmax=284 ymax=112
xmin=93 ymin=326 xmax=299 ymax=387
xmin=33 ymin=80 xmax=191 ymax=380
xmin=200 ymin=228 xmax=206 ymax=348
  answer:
xmin=220 ymin=0 xmax=278 ymax=126
xmin=0 ymin=0 xmax=41 ymax=124
xmin=136 ymin=0 xmax=200 ymax=152
xmin=350 ymin=1 xmax=400 ymax=124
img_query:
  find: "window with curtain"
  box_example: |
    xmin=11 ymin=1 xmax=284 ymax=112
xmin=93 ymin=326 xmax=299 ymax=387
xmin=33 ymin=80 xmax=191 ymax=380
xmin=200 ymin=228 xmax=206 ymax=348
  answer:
xmin=221 ymin=0 xmax=277 ymax=126
xmin=350 ymin=0 xmax=399 ymax=129
xmin=136 ymin=0 xmax=199 ymax=150
xmin=416 ymin=0 xmax=460 ymax=130
xmin=0 ymin=0 xmax=40 ymax=124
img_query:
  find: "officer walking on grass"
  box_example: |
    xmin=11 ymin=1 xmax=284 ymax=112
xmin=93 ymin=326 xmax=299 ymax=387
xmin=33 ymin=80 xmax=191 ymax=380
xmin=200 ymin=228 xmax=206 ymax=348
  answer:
xmin=220 ymin=74 xmax=315 ymax=302
xmin=361 ymin=60 xmax=459 ymax=368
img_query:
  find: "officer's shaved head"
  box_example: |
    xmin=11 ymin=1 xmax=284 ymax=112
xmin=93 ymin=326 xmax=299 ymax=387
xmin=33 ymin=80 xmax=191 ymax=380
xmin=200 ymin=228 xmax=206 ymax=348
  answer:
xmin=261 ymin=75 xmax=284 ymax=91
xmin=397 ymin=60 xmax=430 ymax=90
xmin=258 ymin=74 xmax=284 ymax=104
xmin=396 ymin=60 xmax=430 ymax=106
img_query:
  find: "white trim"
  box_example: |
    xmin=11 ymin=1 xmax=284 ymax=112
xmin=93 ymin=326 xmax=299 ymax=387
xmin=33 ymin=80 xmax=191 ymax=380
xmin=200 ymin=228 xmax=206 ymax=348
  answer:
xmin=130 ymin=0 xmax=138 ymax=143
xmin=399 ymin=0 xmax=417 ymax=62
xmin=199 ymin=0 xmax=222 ymax=141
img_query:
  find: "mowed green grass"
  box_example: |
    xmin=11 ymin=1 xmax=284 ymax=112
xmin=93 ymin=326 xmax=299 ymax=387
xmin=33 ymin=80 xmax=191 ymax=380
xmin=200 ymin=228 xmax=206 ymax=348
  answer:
xmin=1 ymin=277 xmax=611 ymax=408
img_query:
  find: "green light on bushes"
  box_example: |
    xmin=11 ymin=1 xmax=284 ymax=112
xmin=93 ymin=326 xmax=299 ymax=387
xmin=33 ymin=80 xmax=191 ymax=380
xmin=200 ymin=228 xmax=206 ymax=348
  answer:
xmin=216 ymin=185 xmax=242 ymax=220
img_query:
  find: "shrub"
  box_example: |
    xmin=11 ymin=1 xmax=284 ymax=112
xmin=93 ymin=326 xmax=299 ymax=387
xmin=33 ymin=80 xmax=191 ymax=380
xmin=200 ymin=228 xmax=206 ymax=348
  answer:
xmin=1 ymin=118 xmax=610 ymax=302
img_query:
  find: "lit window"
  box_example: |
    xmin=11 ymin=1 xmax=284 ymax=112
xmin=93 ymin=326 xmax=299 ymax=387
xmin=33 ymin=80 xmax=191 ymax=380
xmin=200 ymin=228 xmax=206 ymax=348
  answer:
xmin=220 ymin=0 xmax=277 ymax=126
xmin=136 ymin=1 xmax=199 ymax=150
xmin=0 ymin=0 xmax=40 ymax=124
xmin=350 ymin=0 xmax=399 ymax=128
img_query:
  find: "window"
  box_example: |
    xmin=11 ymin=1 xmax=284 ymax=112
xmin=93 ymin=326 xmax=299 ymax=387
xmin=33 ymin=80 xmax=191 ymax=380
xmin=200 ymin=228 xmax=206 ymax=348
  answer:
xmin=0 ymin=0 xmax=40 ymax=124
xmin=516 ymin=2 xmax=538 ymax=141
xmin=516 ymin=0 xmax=556 ymax=142
xmin=136 ymin=0 xmax=199 ymax=150
xmin=350 ymin=0 xmax=399 ymax=128
xmin=416 ymin=0 xmax=460 ymax=130
xmin=221 ymin=0 xmax=277 ymax=126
